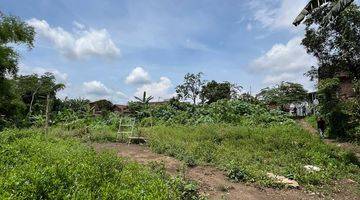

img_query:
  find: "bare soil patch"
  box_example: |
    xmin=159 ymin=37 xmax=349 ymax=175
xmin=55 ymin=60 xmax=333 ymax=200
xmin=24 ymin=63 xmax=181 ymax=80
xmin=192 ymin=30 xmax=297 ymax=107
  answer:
xmin=93 ymin=143 xmax=324 ymax=200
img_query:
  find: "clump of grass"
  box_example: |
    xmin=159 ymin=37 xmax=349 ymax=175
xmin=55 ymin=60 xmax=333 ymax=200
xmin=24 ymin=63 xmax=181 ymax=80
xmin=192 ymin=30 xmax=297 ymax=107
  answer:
xmin=143 ymin=124 xmax=360 ymax=191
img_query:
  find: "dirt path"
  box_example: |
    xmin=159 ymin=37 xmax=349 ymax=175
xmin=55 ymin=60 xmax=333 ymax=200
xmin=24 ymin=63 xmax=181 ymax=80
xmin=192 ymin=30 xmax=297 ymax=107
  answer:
xmin=298 ymin=118 xmax=360 ymax=159
xmin=94 ymin=143 xmax=321 ymax=200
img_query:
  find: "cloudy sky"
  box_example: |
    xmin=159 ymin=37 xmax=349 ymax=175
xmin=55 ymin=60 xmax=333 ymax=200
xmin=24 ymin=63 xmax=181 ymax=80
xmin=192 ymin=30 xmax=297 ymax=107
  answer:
xmin=4 ymin=0 xmax=359 ymax=103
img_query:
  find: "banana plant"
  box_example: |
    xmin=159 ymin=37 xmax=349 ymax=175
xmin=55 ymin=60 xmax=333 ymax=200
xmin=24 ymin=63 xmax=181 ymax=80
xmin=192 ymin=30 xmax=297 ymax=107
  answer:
xmin=134 ymin=91 xmax=154 ymax=104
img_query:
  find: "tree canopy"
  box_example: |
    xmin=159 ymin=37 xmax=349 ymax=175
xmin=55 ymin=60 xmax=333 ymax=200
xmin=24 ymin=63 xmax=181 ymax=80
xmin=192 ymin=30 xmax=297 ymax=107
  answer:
xmin=302 ymin=3 xmax=360 ymax=80
xmin=200 ymin=81 xmax=231 ymax=104
xmin=257 ymin=82 xmax=308 ymax=106
xmin=0 ymin=14 xmax=35 ymax=78
xmin=176 ymin=72 xmax=205 ymax=104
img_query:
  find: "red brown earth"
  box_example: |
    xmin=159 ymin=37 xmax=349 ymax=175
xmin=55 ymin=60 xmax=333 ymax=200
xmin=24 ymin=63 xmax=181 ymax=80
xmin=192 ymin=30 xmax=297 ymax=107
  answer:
xmin=93 ymin=143 xmax=359 ymax=200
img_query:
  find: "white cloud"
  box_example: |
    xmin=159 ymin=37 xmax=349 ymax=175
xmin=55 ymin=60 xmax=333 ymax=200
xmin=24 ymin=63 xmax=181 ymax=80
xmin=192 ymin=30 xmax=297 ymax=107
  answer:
xmin=252 ymin=37 xmax=316 ymax=73
xmin=27 ymin=18 xmax=120 ymax=59
xmin=73 ymin=21 xmax=85 ymax=30
xmin=184 ymin=39 xmax=211 ymax=51
xmin=125 ymin=67 xmax=151 ymax=85
xmin=250 ymin=0 xmax=308 ymax=29
xmin=134 ymin=77 xmax=174 ymax=101
xmin=82 ymin=80 xmax=127 ymax=102
xmin=263 ymin=72 xmax=315 ymax=91
xmin=19 ymin=64 xmax=68 ymax=83
xmin=263 ymin=73 xmax=296 ymax=85
xmin=251 ymin=37 xmax=317 ymax=91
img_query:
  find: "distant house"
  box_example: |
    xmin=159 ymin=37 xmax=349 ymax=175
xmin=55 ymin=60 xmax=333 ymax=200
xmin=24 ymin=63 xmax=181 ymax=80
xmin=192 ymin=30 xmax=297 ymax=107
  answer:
xmin=89 ymin=99 xmax=113 ymax=115
xmin=112 ymin=104 xmax=130 ymax=114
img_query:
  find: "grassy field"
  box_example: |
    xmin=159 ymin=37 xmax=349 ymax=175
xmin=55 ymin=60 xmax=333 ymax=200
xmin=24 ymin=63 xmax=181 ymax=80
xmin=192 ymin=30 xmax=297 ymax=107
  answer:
xmin=0 ymin=128 xmax=200 ymax=199
xmin=143 ymin=124 xmax=360 ymax=191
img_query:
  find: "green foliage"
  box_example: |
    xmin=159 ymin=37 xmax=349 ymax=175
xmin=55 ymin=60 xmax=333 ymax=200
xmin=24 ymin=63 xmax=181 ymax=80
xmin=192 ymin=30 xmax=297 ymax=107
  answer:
xmin=176 ymin=72 xmax=204 ymax=104
xmin=302 ymin=4 xmax=360 ymax=80
xmin=143 ymin=124 xmax=360 ymax=190
xmin=0 ymin=128 xmax=201 ymax=199
xmin=16 ymin=73 xmax=65 ymax=117
xmin=317 ymin=78 xmax=355 ymax=138
xmin=200 ymin=81 xmax=232 ymax=104
xmin=301 ymin=3 xmax=360 ymax=141
xmin=257 ymin=82 xmax=308 ymax=106
xmin=140 ymin=99 xmax=293 ymax=126
xmin=0 ymin=13 xmax=35 ymax=130
xmin=226 ymin=161 xmax=248 ymax=182
xmin=0 ymin=14 xmax=35 ymax=78
xmin=305 ymin=115 xmax=317 ymax=129
xmin=135 ymin=91 xmax=154 ymax=104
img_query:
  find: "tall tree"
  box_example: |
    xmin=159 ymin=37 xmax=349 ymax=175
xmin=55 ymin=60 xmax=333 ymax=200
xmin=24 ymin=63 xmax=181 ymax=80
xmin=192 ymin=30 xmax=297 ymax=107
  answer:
xmin=16 ymin=73 xmax=65 ymax=116
xmin=301 ymin=4 xmax=360 ymax=138
xmin=302 ymin=4 xmax=360 ymax=80
xmin=0 ymin=13 xmax=35 ymax=129
xmin=257 ymin=82 xmax=308 ymax=106
xmin=176 ymin=72 xmax=204 ymax=105
xmin=0 ymin=14 xmax=35 ymax=78
xmin=200 ymin=81 xmax=231 ymax=104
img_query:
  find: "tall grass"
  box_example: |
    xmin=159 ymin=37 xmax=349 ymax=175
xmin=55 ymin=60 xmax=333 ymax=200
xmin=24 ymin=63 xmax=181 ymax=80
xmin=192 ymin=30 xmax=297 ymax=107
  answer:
xmin=0 ymin=128 xmax=200 ymax=199
xmin=143 ymin=124 xmax=360 ymax=190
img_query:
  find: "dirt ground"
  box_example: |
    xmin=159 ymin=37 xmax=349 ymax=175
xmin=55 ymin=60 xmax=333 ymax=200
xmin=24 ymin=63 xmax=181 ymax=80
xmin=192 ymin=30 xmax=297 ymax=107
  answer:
xmin=93 ymin=143 xmax=330 ymax=200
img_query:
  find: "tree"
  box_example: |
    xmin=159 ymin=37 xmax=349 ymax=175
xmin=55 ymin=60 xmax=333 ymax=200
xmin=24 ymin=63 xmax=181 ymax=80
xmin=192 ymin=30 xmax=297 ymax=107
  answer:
xmin=302 ymin=4 xmax=360 ymax=80
xmin=16 ymin=73 xmax=65 ymax=116
xmin=134 ymin=91 xmax=154 ymax=104
xmin=176 ymin=72 xmax=204 ymax=104
xmin=200 ymin=81 xmax=231 ymax=104
xmin=0 ymin=14 xmax=35 ymax=78
xmin=0 ymin=13 xmax=35 ymax=129
xmin=301 ymin=4 xmax=360 ymax=138
xmin=257 ymin=82 xmax=308 ymax=106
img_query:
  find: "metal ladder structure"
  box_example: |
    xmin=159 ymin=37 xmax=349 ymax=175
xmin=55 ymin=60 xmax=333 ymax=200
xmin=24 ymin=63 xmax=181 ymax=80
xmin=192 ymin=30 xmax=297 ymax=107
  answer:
xmin=117 ymin=117 xmax=146 ymax=144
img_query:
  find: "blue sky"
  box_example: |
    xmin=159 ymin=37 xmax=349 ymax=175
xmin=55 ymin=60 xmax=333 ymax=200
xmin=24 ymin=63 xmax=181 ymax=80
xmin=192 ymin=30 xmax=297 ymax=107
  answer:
xmin=4 ymin=0 xmax=358 ymax=103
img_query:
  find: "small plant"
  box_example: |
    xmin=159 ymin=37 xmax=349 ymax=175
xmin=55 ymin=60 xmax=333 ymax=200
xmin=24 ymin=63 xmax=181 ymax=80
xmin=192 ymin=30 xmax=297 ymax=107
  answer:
xmin=226 ymin=161 xmax=248 ymax=182
xmin=183 ymin=155 xmax=197 ymax=167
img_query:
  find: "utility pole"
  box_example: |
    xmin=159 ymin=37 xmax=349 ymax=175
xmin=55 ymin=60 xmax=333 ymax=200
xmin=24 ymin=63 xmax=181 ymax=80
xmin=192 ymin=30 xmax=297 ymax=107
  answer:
xmin=45 ymin=94 xmax=50 ymax=132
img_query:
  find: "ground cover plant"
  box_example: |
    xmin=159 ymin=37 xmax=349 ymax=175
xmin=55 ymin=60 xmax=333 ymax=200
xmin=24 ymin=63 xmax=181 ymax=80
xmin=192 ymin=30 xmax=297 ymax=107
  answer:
xmin=0 ymin=128 xmax=201 ymax=200
xmin=143 ymin=124 xmax=360 ymax=192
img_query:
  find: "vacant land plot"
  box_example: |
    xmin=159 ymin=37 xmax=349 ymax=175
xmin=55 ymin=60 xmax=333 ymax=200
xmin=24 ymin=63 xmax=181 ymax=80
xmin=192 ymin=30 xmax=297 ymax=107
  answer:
xmin=143 ymin=124 xmax=360 ymax=195
xmin=0 ymin=129 xmax=200 ymax=199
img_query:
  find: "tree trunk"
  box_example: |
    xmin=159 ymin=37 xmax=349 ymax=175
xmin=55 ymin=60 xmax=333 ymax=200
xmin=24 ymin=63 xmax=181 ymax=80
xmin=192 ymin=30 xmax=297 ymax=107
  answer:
xmin=29 ymin=86 xmax=40 ymax=116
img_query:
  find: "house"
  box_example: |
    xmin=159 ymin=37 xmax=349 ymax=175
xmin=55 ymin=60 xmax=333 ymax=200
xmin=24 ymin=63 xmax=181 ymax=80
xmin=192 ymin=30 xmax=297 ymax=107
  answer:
xmin=89 ymin=99 xmax=113 ymax=115
xmin=112 ymin=104 xmax=130 ymax=114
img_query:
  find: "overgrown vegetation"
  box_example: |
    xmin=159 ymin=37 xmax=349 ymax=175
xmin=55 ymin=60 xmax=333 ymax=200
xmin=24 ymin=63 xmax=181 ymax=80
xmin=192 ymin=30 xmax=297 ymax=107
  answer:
xmin=131 ymin=99 xmax=294 ymax=126
xmin=302 ymin=3 xmax=360 ymax=140
xmin=0 ymin=128 xmax=201 ymax=199
xmin=143 ymin=124 xmax=360 ymax=191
